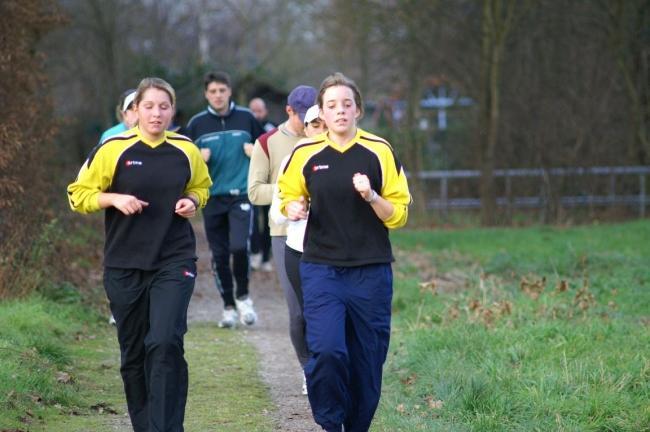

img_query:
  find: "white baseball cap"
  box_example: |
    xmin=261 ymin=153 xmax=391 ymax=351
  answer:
xmin=303 ymin=105 xmax=320 ymax=125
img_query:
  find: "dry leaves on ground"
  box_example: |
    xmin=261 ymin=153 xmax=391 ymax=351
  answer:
xmin=55 ymin=371 xmax=74 ymax=384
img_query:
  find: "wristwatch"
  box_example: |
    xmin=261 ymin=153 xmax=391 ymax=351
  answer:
xmin=365 ymin=189 xmax=378 ymax=204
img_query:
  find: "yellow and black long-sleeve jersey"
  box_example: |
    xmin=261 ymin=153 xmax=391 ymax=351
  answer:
xmin=278 ymin=128 xmax=410 ymax=267
xmin=67 ymin=128 xmax=212 ymax=270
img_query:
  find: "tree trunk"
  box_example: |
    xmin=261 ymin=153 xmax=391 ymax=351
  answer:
xmin=405 ymin=75 xmax=427 ymax=217
xmin=478 ymin=0 xmax=518 ymax=226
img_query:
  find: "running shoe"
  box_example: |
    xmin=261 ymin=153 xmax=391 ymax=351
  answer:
xmin=249 ymin=253 xmax=262 ymax=270
xmin=218 ymin=308 xmax=238 ymax=328
xmin=235 ymin=297 xmax=257 ymax=326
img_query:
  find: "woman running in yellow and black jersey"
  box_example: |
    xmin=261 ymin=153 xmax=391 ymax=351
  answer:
xmin=278 ymin=72 xmax=411 ymax=432
xmin=67 ymin=77 xmax=211 ymax=432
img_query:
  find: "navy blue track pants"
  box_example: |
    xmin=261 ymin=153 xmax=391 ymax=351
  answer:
xmin=104 ymin=259 xmax=196 ymax=432
xmin=300 ymin=262 xmax=393 ymax=432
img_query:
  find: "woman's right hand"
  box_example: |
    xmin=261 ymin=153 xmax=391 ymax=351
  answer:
xmin=287 ymin=196 xmax=308 ymax=221
xmin=100 ymin=193 xmax=149 ymax=215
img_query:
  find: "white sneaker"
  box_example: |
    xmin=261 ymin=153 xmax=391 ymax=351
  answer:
xmin=250 ymin=253 xmax=262 ymax=270
xmin=260 ymin=261 xmax=274 ymax=272
xmin=218 ymin=308 xmax=238 ymax=328
xmin=301 ymin=373 xmax=308 ymax=395
xmin=108 ymin=314 xmax=116 ymax=326
xmin=235 ymin=297 xmax=257 ymax=326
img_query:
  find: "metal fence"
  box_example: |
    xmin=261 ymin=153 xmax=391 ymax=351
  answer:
xmin=412 ymin=166 xmax=650 ymax=217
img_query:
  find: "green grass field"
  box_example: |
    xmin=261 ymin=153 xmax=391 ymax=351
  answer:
xmin=373 ymin=220 xmax=650 ymax=431
xmin=0 ymin=297 xmax=101 ymax=430
xmin=2 ymin=220 xmax=648 ymax=431
xmin=0 ymin=299 xmax=275 ymax=431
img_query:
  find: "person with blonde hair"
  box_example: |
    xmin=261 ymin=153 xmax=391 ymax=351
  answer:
xmin=279 ymin=72 xmax=411 ymax=431
xmin=68 ymin=77 xmax=211 ymax=432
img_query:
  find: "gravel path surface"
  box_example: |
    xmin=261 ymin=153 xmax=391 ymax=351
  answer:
xmin=187 ymin=223 xmax=320 ymax=432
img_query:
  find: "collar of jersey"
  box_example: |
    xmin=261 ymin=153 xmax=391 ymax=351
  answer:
xmin=207 ymin=101 xmax=234 ymax=118
xmin=135 ymin=127 xmax=167 ymax=148
xmin=325 ymin=128 xmax=361 ymax=153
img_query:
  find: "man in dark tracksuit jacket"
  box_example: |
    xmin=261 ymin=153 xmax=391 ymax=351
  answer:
xmin=186 ymin=71 xmax=264 ymax=328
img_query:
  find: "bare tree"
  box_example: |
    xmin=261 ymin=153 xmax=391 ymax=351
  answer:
xmin=599 ymin=0 xmax=650 ymax=163
xmin=378 ymin=1 xmax=443 ymax=216
xmin=39 ymin=0 xmax=650 ymax=226
xmin=477 ymin=0 xmax=523 ymax=225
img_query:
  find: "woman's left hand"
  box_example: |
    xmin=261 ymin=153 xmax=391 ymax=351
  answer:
xmin=175 ymin=198 xmax=196 ymax=218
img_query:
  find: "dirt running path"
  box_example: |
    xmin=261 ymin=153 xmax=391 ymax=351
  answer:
xmin=188 ymin=223 xmax=320 ymax=432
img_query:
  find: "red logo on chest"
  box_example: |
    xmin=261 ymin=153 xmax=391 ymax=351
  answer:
xmin=312 ymin=164 xmax=329 ymax=172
